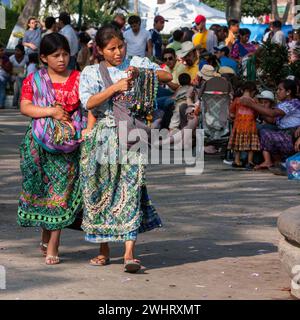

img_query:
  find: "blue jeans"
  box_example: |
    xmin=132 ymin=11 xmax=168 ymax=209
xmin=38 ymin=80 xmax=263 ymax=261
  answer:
xmin=156 ymin=85 xmax=174 ymax=111
xmin=157 ymin=86 xmax=174 ymax=98
xmin=155 ymin=86 xmax=175 ymax=128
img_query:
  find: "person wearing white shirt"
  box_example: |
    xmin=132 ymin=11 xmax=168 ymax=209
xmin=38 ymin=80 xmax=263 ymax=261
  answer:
xmin=124 ymin=15 xmax=152 ymax=58
xmin=270 ymin=20 xmax=286 ymax=46
xmin=58 ymin=12 xmax=79 ymax=69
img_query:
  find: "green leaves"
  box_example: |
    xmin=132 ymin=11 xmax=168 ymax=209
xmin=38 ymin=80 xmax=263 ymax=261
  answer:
xmin=256 ymin=40 xmax=289 ymax=88
xmin=202 ymin=0 xmax=271 ymax=18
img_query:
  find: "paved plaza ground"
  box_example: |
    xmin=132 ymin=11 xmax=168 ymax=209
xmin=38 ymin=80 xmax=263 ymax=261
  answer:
xmin=0 ymin=110 xmax=297 ymax=300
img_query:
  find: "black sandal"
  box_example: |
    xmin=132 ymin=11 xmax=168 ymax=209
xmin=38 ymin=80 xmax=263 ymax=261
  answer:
xmin=232 ymin=162 xmax=243 ymax=168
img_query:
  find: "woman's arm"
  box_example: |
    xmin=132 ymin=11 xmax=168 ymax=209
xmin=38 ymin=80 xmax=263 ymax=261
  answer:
xmin=156 ymin=70 xmax=173 ymax=83
xmin=20 ymin=100 xmax=71 ymax=121
xmin=86 ymin=111 xmax=97 ymax=130
xmin=81 ymin=111 xmax=97 ymax=139
xmin=239 ymin=97 xmax=285 ymax=118
xmin=167 ymin=81 xmax=179 ymax=91
xmin=23 ymin=42 xmax=37 ymax=51
xmin=147 ymin=40 xmax=153 ymax=59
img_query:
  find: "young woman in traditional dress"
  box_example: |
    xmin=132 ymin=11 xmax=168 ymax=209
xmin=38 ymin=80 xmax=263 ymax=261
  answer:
xmin=79 ymin=25 xmax=172 ymax=273
xmin=17 ymin=33 xmax=83 ymax=265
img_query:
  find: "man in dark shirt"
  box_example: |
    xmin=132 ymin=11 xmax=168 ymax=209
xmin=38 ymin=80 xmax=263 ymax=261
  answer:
xmin=149 ymin=15 xmax=168 ymax=62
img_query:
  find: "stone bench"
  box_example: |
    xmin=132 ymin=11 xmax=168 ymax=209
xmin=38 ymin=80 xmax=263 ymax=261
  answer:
xmin=278 ymin=206 xmax=300 ymax=299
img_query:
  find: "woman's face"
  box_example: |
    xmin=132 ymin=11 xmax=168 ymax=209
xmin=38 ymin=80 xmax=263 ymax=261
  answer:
xmin=40 ymin=48 xmax=70 ymax=73
xmin=277 ymin=83 xmax=290 ymax=101
xmin=15 ymin=48 xmax=24 ymax=59
xmin=293 ymin=32 xmax=300 ymax=42
xmin=28 ymin=19 xmax=37 ymax=30
xmin=241 ymin=33 xmax=250 ymax=44
xmin=98 ymin=37 xmax=126 ymax=67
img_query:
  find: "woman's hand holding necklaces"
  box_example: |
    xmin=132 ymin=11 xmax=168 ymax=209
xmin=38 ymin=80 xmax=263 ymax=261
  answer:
xmin=50 ymin=103 xmax=71 ymax=122
xmin=114 ymin=77 xmax=133 ymax=93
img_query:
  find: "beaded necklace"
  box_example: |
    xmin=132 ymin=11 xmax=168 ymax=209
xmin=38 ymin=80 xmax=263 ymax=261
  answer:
xmin=113 ymin=68 xmax=158 ymax=126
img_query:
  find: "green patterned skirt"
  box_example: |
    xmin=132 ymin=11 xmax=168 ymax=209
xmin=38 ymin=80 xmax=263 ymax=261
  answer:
xmin=17 ymin=127 xmax=82 ymax=230
xmin=80 ymin=114 xmax=162 ymax=243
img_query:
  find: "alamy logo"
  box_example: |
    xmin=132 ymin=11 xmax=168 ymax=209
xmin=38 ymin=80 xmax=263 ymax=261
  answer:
xmin=94 ymin=123 xmax=205 ymax=176
xmin=0 ymin=265 xmax=6 ymax=290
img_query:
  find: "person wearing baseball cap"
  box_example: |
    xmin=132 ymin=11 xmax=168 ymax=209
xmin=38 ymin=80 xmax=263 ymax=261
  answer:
xmin=192 ymin=15 xmax=217 ymax=54
xmin=214 ymin=45 xmax=238 ymax=74
xmin=256 ymin=90 xmax=275 ymax=102
xmin=150 ymin=15 xmax=168 ymax=61
xmin=256 ymin=90 xmax=277 ymax=132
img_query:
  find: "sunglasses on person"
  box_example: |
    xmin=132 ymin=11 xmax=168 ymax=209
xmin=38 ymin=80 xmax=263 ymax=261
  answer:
xmin=163 ymin=56 xmax=174 ymax=62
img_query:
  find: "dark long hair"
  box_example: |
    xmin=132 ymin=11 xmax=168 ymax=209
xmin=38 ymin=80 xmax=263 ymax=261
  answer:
xmin=95 ymin=24 xmax=124 ymax=49
xmin=279 ymin=79 xmax=297 ymax=98
xmin=40 ymin=33 xmax=70 ymax=57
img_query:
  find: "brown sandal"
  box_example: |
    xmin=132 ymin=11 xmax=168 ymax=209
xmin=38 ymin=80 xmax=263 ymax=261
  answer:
xmin=124 ymin=259 xmax=141 ymax=273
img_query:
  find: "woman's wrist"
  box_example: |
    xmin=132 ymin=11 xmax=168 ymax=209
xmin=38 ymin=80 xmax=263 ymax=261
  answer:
xmin=46 ymin=107 xmax=54 ymax=117
xmin=112 ymin=83 xmax=119 ymax=94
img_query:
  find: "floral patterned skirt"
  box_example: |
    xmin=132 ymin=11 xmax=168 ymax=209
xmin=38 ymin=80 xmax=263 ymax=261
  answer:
xmin=80 ymin=114 xmax=162 ymax=243
xmin=17 ymin=127 xmax=82 ymax=230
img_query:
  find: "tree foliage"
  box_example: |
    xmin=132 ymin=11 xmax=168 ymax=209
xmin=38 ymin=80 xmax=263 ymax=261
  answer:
xmin=256 ymin=41 xmax=290 ymax=88
xmin=11 ymin=0 xmax=129 ymax=26
xmin=203 ymin=0 xmax=271 ymax=17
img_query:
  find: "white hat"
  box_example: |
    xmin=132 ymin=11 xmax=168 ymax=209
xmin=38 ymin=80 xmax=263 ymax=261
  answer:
xmin=219 ymin=66 xmax=236 ymax=75
xmin=176 ymin=41 xmax=195 ymax=58
xmin=256 ymin=90 xmax=275 ymax=102
xmin=198 ymin=65 xmax=220 ymax=81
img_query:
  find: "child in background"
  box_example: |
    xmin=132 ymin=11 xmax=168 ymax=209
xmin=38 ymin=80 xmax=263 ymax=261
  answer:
xmin=228 ymin=81 xmax=260 ymax=169
xmin=169 ymin=73 xmax=199 ymax=131
xmin=0 ymin=45 xmax=12 ymax=109
xmin=26 ymin=53 xmax=39 ymax=76
xmin=77 ymin=32 xmax=91 ymax=71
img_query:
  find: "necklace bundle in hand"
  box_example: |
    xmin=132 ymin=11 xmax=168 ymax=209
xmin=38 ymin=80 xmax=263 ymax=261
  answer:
xmin=51 ymin=120 xmax=76 ymax=145
xmin=114 ymin=68 xmax=158 ymax=126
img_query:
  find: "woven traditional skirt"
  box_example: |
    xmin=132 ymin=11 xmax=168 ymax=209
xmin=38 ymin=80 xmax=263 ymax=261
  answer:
xmin=260 ymin=128 xmax=295 ymax=157
xmin=228 ymin=129 xmax=260 ymax=152
xmin=17 ymin=127 xmax=82 ymax=230
xmin=80 ymin=114 xmax=162 ymax=243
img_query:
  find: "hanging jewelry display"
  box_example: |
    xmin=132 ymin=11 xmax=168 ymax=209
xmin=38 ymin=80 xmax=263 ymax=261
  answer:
xmin=114 ymin=68 xmax=158 ymax=126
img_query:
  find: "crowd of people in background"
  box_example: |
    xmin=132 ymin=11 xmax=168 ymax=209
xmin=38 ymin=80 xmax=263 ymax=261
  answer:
xmin=1 ymin=9 xmax=300 ymax=269
xmin=0 ymin=11 xmax=300 ymax=177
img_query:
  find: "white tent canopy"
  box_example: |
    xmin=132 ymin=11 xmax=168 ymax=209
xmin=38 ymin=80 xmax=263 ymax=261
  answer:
xmin=128 ymin=0 xmax=227 ymax=34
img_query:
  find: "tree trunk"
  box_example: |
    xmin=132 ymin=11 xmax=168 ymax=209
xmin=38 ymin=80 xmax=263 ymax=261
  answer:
xmin=134 ymin=0 xmax=139 ymax=14
xmin=6 ymin=0 xmax=41 ymax=50
xmin=17 ymin=0 xmax=41 ymax=28
xmin=226 ymin=0 xmax=242 ymax=21
xmin=272 ymin=0 xmax=292 ymax=24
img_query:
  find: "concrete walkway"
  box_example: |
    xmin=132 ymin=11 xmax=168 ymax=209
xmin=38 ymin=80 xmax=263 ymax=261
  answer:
xmin=0 ymin=110 xmax=297 ymax=300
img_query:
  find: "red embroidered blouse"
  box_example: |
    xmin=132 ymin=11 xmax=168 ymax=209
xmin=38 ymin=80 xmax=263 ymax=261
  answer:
xmin=21 ymin=70 xmax=80 ymax=112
